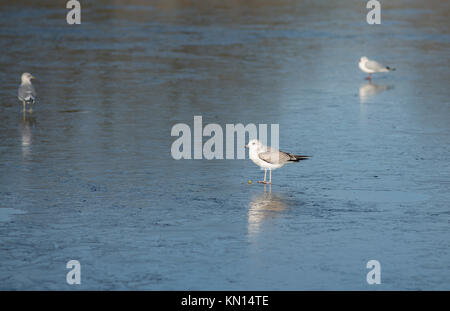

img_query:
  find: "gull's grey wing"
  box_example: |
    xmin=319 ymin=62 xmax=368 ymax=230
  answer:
xmin=259 ymin=146 xmax=310 ymax=164
xmin=258 ymin=150 xmax=291 ymax=165
xmin=365 ymin=59 xmax=388 ymax=72
xmin=18 ymin=84 xmax=36 ymax=102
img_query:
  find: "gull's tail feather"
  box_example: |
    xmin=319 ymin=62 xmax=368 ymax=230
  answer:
xmin=25 ymin=97 xmax=35 ymax=105
xmin=386 ymin=66 xmax=396 ymax=71
xmin=288 ymin=154 xmax=310 ymax=162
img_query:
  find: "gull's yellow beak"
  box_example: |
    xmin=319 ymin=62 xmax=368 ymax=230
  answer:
xmin=30 ymin=75 xmax=35 ymax=79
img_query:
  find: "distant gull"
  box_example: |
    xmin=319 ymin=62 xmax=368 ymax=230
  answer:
xmin=246 ymin=139 xmax=310 ymax=184
xmin=18 ymin=72 xmax=36 ymax=112
xmin=358 ymin=56 xmax=395 ymax=80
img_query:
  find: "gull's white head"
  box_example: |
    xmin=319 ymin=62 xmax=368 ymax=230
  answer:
xmin=245 ymin=139 xmax=264 ymax=151
xmin=21 ymin=72 xmax=35 ymax=84
xmin=359 ymin=56 xmax=368 ymax=63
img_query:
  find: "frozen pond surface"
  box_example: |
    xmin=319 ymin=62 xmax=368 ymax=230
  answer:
xmin=0 ymin=0 xmax=449 ymax=289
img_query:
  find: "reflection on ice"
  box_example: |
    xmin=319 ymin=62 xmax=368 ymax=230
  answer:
xmin=248 ymin=187 xmax=287 ymax=237
xmin=19 ymin=114 xmax=36 ymax=159
xmin=359 ymin=82 xmax=393 ymax=104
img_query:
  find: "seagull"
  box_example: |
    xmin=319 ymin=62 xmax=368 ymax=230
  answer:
xmin=18 ymin=72 xmax=36 ymax=112
xmin=358 ymin=56 xmax=395 ymax=80
xmin=245 ymin=139 xmax=310 ymax=184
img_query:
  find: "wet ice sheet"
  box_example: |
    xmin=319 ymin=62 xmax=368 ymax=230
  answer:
xmin=0 ymin=0 xmax=449 ymax=290
xmin=0 ymin=208 xmax=26 ymax=222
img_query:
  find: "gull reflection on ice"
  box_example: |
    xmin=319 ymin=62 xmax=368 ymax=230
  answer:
xmin=19 ymin=114 xmax=36 ymax=159
xmin=248 ymin=186 xmax=287 ymax=237
xmin=359 ymin=81 xmax=393 ymax=104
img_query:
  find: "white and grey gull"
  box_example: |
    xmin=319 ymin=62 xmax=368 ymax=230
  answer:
xmin=246 ymin=139 xmax=310 ymax=184
xmin=18 ymin=72 xmax=36 ymax=112
xmin=358 ymin=56 xmax=395 ymax=80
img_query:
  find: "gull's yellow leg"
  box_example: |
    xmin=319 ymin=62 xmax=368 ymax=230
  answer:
xmin=258 ymin=169 xmax=267 ymax=184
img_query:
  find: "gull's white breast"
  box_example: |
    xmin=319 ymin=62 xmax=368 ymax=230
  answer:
xmin=359 ymin=60 xmax=374 ymax=74
xmin=249 ymin=149 xmax=283 ymax=170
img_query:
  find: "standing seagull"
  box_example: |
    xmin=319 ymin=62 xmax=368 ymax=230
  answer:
xmin=358 ymin=56 xmax=395 ymax=80
xmin=246 ymin=139 xmax=310 ymax=184
xmin=18 ymin=72 xmax=36 ymax=112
